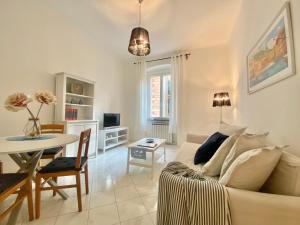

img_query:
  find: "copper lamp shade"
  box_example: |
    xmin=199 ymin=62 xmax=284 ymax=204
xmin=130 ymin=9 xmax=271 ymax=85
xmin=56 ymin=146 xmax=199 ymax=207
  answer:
xmin=128 ymin=27 xmax=151 ymax=56
xmin=212 ymin=92 xmax=231 ymax=107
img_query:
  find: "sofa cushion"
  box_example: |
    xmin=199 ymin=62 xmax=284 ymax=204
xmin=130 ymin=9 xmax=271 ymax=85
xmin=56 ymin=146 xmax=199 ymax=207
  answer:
xmin=261 ymin=151 xmax=300 ymax=196
xmin=186 ymin=134 xmax=209 ymax=144
xmin=220 ymin=133 xmax=269 ymax=177
xmin=202 ymin=134 xmax=239 ymax=176
xmin=219 ymin=121 xmax=247 ymax=136
xmin=0 ymin=173 xmax=28 ymax=193
xmin=39 ymin=157 xmax=87 ymax=173
xmin=219 ymin=146 xmax=283 ymax=191
xmin=194 ymin=132 xmax=228 ymax=164
xmin=175 ymin=142 xmax=203 ymax=171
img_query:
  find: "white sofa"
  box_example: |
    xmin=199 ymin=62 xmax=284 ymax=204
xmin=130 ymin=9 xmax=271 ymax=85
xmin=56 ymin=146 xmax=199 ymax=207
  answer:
xmin=174 ymin=134 xmax=300 ymax=225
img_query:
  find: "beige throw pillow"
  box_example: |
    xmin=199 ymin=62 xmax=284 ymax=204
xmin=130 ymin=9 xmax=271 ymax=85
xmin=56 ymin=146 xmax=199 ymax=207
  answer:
xmin=202 ymin=134 xmax=239 ymax=176
xmin=219 ymin=146 xmax=283 ymax=191
xmin=220 ymin=132 xmax=269 ymax=177
xmin=218 ymin=121 xmax=247 ymax=136
xmin=261 ymin=151 xmax=300 ymax=196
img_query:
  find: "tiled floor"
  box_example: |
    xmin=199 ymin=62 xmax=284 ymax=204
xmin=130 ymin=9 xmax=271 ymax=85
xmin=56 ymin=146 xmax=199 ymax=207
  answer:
xmin=1 ymin=144 xmax=177 ymax=225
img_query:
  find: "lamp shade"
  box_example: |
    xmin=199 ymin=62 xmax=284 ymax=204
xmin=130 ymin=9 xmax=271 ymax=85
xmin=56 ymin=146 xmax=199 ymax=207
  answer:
xmin=212 ymin=92 xmax=231 ymax=107
xmin=128 ymin=27 xmax=151 ymax=56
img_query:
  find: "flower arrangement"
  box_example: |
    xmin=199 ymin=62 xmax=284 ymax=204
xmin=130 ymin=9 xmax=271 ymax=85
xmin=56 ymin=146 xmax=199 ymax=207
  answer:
xmin=4 ymin=91 xmax=56 ymax=138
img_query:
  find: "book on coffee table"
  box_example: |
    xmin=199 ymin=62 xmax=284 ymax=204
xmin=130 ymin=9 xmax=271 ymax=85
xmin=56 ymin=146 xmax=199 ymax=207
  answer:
xmin=137 ymin=143 xmax=157 ymax=148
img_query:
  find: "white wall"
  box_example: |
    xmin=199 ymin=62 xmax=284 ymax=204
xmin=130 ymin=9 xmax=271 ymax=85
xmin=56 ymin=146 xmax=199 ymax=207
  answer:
xmin=229 ymin=0 xmax=300 ymax=155
xmin=184 ymin=46 xmax=233 ymax=136
xmin=0 ymin=1 xmax=131 ymax=171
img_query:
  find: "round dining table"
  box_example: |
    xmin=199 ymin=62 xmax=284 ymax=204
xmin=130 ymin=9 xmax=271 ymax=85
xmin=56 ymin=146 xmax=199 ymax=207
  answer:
xmin=0 ymin=133 xmax=79 ymax=225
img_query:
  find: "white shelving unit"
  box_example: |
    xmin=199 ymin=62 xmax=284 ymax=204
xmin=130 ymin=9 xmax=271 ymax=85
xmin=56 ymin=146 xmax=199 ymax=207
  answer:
xmin=98 ymin=127 xmax=129 ymax=152
xmin=55 ymin=73 xmax=95 ymax=121
xmin=55 ymin=72 xmax=98 ymax=158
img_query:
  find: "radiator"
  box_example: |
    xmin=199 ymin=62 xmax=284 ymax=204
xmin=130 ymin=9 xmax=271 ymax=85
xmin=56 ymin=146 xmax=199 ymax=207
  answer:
xmin=150 ymin=120 xmax=173 ymax=144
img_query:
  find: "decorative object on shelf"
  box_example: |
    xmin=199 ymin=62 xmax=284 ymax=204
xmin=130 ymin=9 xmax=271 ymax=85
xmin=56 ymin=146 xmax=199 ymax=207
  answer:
xmin=247 ymin=2 xmax=295 ymax=94
xmin=128 ymin=0 xmax=150 ymax=56
xmin=212 ymin=92 xmax=231 ymax=122
xmin=70 ymin=83 xmax=84 ymax=95
xmin=70 ymin=98 xmax=77 ymax=104
xmin=4 ymin=91 xmax=56 ymax=138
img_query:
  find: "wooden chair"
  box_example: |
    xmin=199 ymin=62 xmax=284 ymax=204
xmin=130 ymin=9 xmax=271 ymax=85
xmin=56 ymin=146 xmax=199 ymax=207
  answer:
xmin=28 ymin=124 xmax=65 ymax=160
xmin=28 ymin=124 xmax=65 ymax=196
xmin=35 ymin=129 xmax=91 ymax=219
xmin=39 ymin=124 xmax=65 ymax=159
xmin=0 ymin=162 xmax=34 ymax=222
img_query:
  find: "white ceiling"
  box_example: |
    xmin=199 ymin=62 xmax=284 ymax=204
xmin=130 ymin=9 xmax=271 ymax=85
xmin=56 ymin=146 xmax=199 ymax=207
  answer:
xmin=54 ymin=0 xmax=242 ymax=59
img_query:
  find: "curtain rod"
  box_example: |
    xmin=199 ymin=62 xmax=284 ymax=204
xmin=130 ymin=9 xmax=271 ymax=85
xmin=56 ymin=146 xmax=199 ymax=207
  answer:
xmin=133 ymin=53 xmax=191 ymax=64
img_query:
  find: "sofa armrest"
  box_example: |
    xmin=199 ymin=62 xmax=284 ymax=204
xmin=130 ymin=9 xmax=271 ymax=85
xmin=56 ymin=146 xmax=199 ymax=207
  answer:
xmin=186 ymin=134 xmax=209 ymax=144
xmin=227 ymin=187 xmax=300 ymax=225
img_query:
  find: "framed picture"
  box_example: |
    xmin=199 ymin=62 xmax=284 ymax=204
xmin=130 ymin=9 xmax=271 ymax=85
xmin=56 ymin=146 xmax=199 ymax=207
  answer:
xmin=70 ymin=83 xmax=84 ymax=95
xmin=247 ymin=2 xmax=295 ymax=94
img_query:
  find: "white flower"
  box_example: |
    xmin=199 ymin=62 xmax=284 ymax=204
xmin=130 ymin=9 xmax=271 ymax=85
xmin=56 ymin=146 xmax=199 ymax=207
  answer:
xmin=4 ymin=92 xmax=33 ymax=112
xmin=35 ymin=91 xmax=57 ymax=105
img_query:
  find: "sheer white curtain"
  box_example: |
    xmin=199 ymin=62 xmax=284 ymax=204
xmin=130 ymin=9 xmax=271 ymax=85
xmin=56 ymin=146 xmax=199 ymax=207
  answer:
xmin=134 ymin=60 xmax=148 ymax=138
xmin=169 ymin=54 xmax=186 ymax=145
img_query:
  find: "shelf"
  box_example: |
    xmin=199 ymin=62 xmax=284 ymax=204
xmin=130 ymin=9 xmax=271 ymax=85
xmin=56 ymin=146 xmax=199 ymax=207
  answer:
xmin=105 ymin=140 xmax=128 ymax=149
xmin=105 ymin=136 xmax=118 ymax=141
xmin=118 ymin=134 xmax=128 ymax=138
xmin=65 ymin=103 xmax=93 ymax=107
xmin=66 ymin=92 xmax=94 ymax=99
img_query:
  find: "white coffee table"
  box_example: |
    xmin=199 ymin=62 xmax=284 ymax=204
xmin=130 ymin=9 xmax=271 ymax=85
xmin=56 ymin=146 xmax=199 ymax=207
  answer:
xmin=127 ymin=138 xmax=166 ymax=178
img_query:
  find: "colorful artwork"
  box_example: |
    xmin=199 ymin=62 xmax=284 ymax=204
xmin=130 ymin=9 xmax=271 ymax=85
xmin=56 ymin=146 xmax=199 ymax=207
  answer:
xmin=247 ymin=2 xmax=295 ymax=93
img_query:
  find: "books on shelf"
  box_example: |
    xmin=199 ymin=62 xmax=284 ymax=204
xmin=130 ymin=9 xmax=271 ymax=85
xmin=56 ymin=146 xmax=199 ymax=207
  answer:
xmin=65 ymin=107 xmax=78 ymax=120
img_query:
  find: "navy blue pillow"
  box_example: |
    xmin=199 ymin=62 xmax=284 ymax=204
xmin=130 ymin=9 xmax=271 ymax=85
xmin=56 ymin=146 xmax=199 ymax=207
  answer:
xmin=194 ymin=132 xmax=228 ymax=165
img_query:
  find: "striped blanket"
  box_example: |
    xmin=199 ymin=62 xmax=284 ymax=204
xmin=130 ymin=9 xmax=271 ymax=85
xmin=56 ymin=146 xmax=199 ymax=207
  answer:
xmin=157 ymin=162 xmax=231 ymax=225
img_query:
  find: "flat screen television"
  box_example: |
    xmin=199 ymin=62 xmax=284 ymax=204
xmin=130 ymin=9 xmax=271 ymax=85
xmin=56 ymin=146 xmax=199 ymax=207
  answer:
xmin=103 ymin=113 xmax=120 ymax=128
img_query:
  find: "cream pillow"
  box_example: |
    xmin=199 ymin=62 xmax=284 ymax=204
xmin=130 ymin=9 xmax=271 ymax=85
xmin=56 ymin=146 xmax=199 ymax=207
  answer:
xmin=218 ymin=121 xmax=247 ymax=136
xmin=220 ymin=132 xmax=269 ymax=177
xmin=202 ymin=134 xmax=239 ymax=176
xmin=261 ymin=151 xmax=300 ymax=196
xmin=219 ymin=146 xmax=283 ymax=191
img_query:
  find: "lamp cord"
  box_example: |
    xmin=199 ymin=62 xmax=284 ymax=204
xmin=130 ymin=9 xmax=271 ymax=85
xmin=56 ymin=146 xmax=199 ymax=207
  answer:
xmin=139 ymin=1 xmax=142 ymax=27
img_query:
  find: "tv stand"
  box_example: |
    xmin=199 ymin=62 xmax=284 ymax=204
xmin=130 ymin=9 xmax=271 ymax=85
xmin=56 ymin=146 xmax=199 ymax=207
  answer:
xmin=98 ymin=127 xmax=128 ymax=152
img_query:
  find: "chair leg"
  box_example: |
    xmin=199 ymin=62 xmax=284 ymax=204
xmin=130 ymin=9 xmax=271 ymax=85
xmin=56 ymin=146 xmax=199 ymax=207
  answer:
xmin=84 ymin=165 xmax=89 ymax=194
xmin=75 ymin=173 xmax=82 ymax=212
xmin=53 ymin=177 xmax=57 ymax=196
xmin=35 ymin=174 xmax=41 ymax=219
xmin=26 ymin=179 xmax=34 ymax=221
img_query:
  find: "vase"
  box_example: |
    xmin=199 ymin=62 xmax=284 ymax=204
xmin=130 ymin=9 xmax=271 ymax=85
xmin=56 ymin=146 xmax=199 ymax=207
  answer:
xmin=23 ymin=117 xmax=41 ymax=138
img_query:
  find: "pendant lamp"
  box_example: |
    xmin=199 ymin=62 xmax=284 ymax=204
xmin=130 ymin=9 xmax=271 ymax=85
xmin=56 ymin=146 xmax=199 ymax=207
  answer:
xmin=128 ymin=0 xmax=151 ymax=56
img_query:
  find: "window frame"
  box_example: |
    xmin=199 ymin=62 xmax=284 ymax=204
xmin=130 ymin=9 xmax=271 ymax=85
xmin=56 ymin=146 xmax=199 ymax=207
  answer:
xmin=147 ymin=65 xmax=171 ymax=121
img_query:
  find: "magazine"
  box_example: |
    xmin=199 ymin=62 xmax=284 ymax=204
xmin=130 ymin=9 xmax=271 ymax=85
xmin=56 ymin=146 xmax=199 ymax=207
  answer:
xmin=137 ymin=143 xmax=157 ymax=148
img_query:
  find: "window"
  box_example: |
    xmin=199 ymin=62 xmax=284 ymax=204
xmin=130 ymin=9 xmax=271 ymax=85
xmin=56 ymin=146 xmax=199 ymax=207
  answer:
xmin=148 ymin=65 xmax=171 ymax=119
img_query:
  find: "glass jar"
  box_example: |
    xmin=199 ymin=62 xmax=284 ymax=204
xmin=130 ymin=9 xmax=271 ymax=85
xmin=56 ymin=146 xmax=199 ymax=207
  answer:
xmin=23 ymin=117 xmax=41 ymax=138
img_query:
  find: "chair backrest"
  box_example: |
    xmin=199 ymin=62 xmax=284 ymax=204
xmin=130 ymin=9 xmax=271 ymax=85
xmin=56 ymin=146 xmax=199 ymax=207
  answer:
xmin=75 ymin=129 xmax=91 ymax=169
xmin=41 ymin=124 xmax=64 ymax=134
